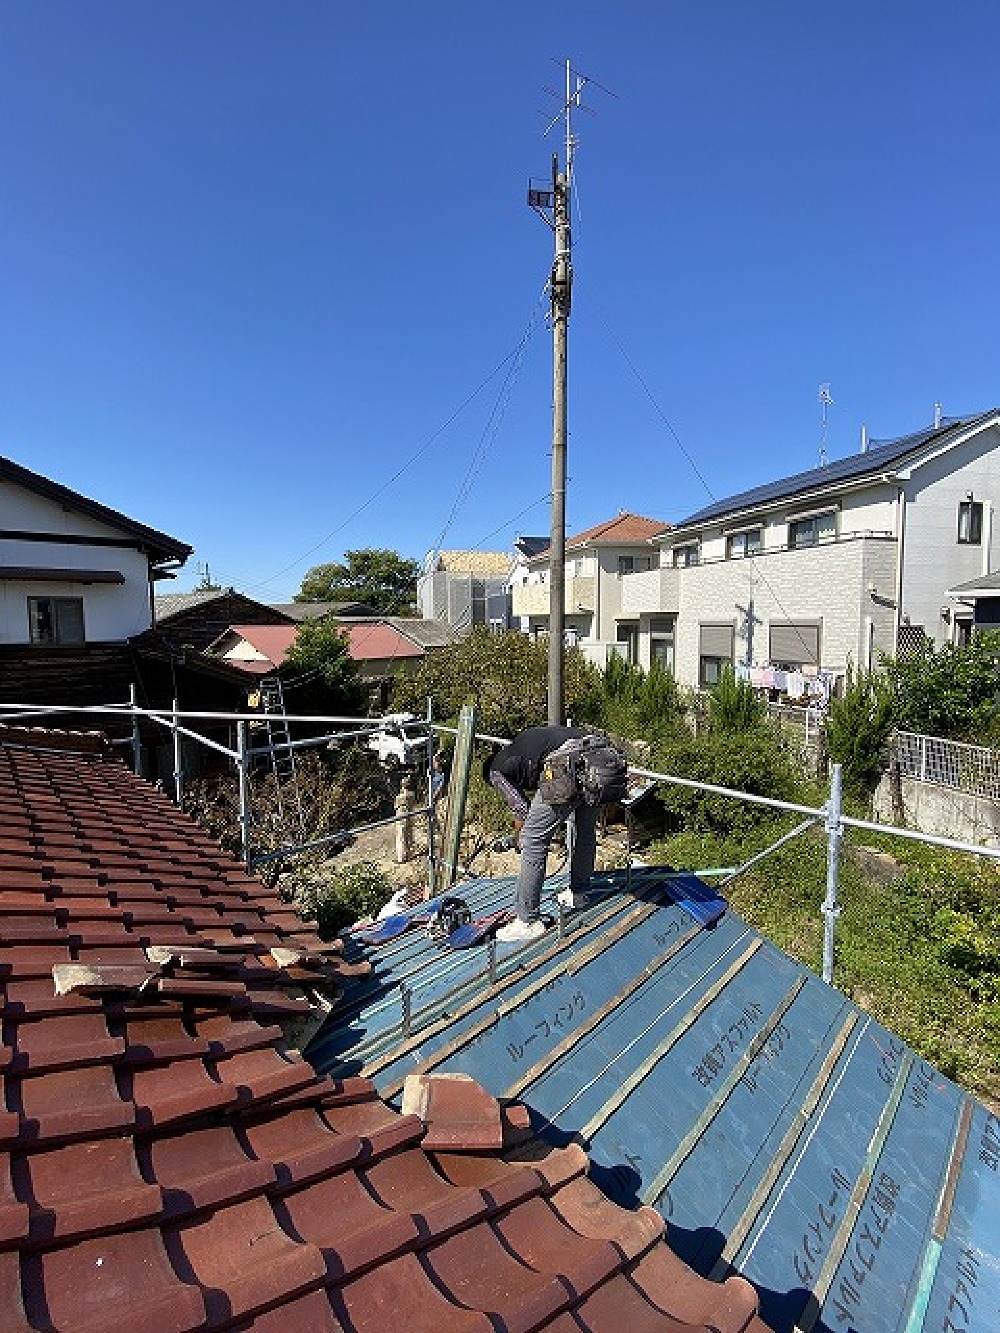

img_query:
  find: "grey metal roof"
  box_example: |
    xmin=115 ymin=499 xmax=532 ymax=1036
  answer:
xmin=309 ymin=866 xmax=1000 ymax=1333
xmin=380 ymin=615 xmax=458 ymax=649
xmin=946 ymin=571 xmax=1000 ymax=596
xmin=272 ymin=600 xmax=380 ymax=621
xmin=674 ymin=412 xmax=995 ymax=531
xmin=154 ymin=588 xmax=232 ymax=619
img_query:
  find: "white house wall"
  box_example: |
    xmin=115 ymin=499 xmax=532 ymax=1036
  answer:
xmin=0 ymin=479 xmax=156 ymax=643
xmin=899 ymin=422 xmax=1000 ymax=642
xmin=631 ymin=536 xmax=898 ymax=689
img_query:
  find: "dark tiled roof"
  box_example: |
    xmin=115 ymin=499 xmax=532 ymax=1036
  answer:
xmin=516 ymin=536 xmax=550 ymax=558
xmin=0 ymin=728 xmax=767 ymax=1332
xmin=0 ymin=455 xmax=191 ymax=567
xmin=309 ymin=866 xmax=1000 ymax=1333
xmin=274 ymin=601 xmax=381 ymax=622
xmin=675 ymin=411 xmax=997 ymax=530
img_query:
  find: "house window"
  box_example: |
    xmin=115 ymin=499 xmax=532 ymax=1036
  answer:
xmin=616 ymin=624 xmax=638 ymax=663
xmin=617 ymin=555 xmax=652 ymax=576
xmin=726 ymin=528 xmax=762 ymax=559
xmin=28 ymin=597 xmax=85 ymax=645
xmin=673 ymin=543 xmax=700 ymax=568
xmin=788 ymin=511 xmax=836 ymax=549
xmin=958 ymin=500 xmax=983 ymax=544
xmin=699 ymin=623 xmax=734 ymax=687
xmin=649 ymin=615 xmax=675 ymax=672
xmin=768 ymin=621 xmax=820 ymax=669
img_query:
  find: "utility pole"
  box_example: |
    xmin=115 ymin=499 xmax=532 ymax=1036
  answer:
xmin=529 ymin=61 xmax=611 ymax=723
xmin=548 ymin=149 xmax=571 ymax=723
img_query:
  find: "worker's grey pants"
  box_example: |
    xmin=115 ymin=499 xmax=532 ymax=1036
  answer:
xmin=514 ymin=791 xmax=599 ymax=923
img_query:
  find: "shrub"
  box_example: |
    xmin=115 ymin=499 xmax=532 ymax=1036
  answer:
xmin=601 ymin=656 xmax=686 ymax=742
xmin=651 ymin=727 xmax=805 ymax=837
xmin=290 ymin=859 xmax=394 ymax=938
xmin=825 ymin=665 xmax=895 ymax=799
xmin=707 ymin=666 xmax=767 ymax=733
xmin=885 ymin=630 xmax=1000 ymax=741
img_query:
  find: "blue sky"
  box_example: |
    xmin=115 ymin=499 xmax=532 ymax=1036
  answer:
xmin=3 ymin=3 xmax=999 ymax=600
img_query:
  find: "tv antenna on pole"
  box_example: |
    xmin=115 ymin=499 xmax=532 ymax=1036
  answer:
xmin=526 ymin=60 xmax=614 ymax=724
xmin=818 ymin=383 xmax=834 ymax=467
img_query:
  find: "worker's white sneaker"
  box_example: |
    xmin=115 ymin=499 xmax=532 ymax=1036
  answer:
xmin=496 ymin=917 xmax=547 ymax=944
xmin=557 ymin=887 xmax=593 ymax=911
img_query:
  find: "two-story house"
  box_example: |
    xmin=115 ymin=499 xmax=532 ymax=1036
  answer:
xmin=620 ymin=410 xmax=1000 ymax=691
xmin=511 ymin=512 xmax=670 ymax=664
xmin=1 ymin=454 xmax=191 ymax=645
xmin=0 ymin=455 xmax=252 ymax=779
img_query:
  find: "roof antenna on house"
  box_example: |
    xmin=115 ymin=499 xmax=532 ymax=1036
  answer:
xmin=818 ymin=384 xmax=833 ymax=467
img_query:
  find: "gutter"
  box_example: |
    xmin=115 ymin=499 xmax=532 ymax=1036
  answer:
xmin=884 ymin=472 xmax=905 ymax=643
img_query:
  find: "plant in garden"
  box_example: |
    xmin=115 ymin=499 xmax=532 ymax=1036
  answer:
xmin=650 ymin=727 xmax=806 ymax=837
xmin=281 ymin=618 xmax=365 ymax=715
xmin=288 ymin=859 xmax=394 ymax=939
xmin=601 ymin=655 xmax=686 ymax=742
xmin=825 ymin=664 xmax=896 ymax=799
xmin=707 ymin=665 xmax=767 ymax=733
xmin=885 ymin=630 xmax=1000 ymax=741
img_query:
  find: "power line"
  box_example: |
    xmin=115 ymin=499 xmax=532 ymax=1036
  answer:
xmin=240 ymin=304 xmax=548 ymax=595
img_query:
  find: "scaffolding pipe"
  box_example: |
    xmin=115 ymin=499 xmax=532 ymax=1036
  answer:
xmin=129 ymin=684 xmax=142 ymax=776
xmin=425 ymin=697 xmax=436 ymax=884
xmin=172 ymin=697 xmax=184 ymax=808
xmin=719 ymin=817 xmax=823 ymax=889
xmin=236 ymin=721 xmax=251 ymax=866
xmin=822 ymin=763 xmax=844 ymax=985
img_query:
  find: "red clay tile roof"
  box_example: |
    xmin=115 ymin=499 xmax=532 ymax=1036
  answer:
xmin=531 ymin=512 xmax=671 ymax=560
xmin=0 ymin=726 xmax=770 ymax=1332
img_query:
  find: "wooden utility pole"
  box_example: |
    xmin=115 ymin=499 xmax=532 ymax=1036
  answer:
xmin=548 ymin=153 xmax=571 ymax=724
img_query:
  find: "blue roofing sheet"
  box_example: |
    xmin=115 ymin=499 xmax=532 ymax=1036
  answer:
xmin=675 ymin=413 xmax=989 ymax=530
xmin=308 ymin=866 xmax=1000 ymax=1333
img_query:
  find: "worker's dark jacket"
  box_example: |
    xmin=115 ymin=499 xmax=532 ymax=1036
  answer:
xmin=488 ymin=726 xmax=586 ymax=815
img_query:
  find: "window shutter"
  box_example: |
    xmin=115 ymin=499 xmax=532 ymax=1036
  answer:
xmin=699 ymin=624 xmax=734 ymax=658
xmin=769 ymin=622 xmax=819 ymax=664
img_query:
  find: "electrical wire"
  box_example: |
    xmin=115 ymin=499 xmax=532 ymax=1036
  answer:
xmin=240 ymin=308 xmax=547 ymax=596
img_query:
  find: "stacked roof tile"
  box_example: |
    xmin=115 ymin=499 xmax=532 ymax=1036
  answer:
xmin=0 ymin=725 xmax=769 ymax=1332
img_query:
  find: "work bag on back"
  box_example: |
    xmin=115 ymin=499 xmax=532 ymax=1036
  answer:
xmin=538 ymin=734 xmax=629 ymax=807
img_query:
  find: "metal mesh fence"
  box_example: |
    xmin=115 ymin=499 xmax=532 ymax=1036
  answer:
xmin=893 ymin=730 xmax=1000 ymax=801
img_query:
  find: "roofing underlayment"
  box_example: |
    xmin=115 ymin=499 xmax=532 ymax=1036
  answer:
xmin=309 ymin=865 xmax=1000 ymax=1333
xmin=0 ymin=726 xmax=768 ymax=1332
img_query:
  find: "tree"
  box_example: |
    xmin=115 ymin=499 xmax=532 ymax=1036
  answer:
xmin=391 ymin=628 xmax=603 ymax=737
xmin=280 ymin=618 xmax=364 ymax=715
xmin=885 ymin=631 xmax=1000 ymax=741
xmin=296 ymin=549 xmax=420 ymax=616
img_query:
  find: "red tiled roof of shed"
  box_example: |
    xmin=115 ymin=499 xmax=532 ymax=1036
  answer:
xmin=0 ymin=726 xmax=770 ymax=1332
